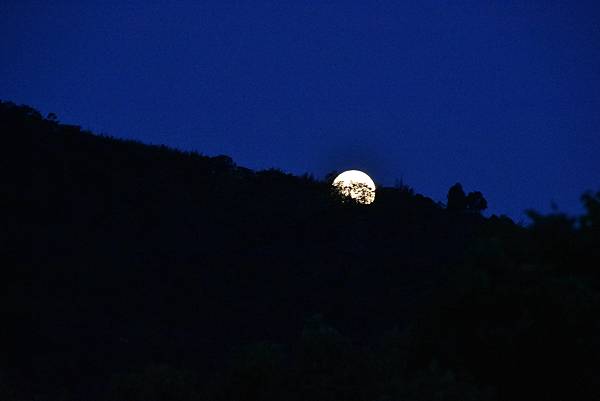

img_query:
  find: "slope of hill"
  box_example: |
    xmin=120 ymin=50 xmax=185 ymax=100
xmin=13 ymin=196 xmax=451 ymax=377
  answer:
xmin=3 ymin=100 xmax=599 ymax=401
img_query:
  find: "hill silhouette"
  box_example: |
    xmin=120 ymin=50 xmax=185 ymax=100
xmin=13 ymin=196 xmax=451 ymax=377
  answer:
xmin=2 ymin=100 xmax=599 ymax=401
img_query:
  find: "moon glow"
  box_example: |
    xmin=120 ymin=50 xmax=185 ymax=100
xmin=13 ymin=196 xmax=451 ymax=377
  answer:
xmin=332 ymin=170 xmax=376 ymax=204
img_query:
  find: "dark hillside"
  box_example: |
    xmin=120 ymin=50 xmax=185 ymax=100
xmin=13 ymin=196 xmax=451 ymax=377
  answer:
xmin=3 ymin=101 xmax=599 ymax=401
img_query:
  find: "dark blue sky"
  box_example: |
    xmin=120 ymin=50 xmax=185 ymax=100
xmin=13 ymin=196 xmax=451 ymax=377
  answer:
xmin=2 ymin=1 xmax=599 ymax=219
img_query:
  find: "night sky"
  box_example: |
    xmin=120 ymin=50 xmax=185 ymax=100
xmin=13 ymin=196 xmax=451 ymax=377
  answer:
xmin=2 ymin=1 xmax=599 ymax=219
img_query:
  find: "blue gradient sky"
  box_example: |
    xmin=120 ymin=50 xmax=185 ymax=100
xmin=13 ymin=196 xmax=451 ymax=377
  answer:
xmin=2 ymin=1 xmax=599 ymax=219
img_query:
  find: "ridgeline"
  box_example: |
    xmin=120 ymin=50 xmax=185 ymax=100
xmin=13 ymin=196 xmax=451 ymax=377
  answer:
xmin=2 ymin=101 xmax=599 ymax=401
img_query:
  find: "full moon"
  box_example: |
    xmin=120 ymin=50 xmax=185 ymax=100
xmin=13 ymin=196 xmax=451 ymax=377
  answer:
xmin=332 ymin=170 xmax=376 ymax=204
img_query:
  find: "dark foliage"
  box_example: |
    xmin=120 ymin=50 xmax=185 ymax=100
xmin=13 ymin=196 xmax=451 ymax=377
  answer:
xmin=465 ymin=191 xmax=488 ymax=212
xmin=447 ymin=182 xmax=468 ymax=211
xmin=2 ymin=100 xmax=599 ymax=400
xmin=447 ymin=183 xmax=488 ymax=213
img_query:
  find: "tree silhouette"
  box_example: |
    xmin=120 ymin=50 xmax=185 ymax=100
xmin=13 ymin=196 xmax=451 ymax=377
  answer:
xmin=580 ymin=191 xmax=600 ymax=229
xmin=447 ymin=183 xmax=467 ymax=211
xmin=466 ymin=191 xmax=487 ymax=213
xmin=447 ymin=183 xmax=487 ymax=213
xmin=332 ymin=181 xmax=375 ymax=204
